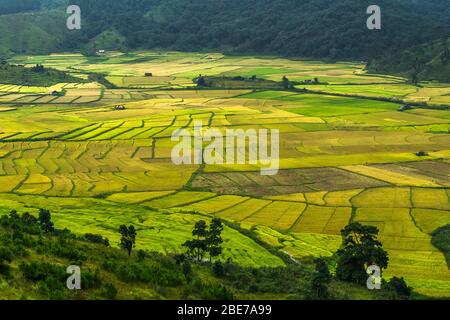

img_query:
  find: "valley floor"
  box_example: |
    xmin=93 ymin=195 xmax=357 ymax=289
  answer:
xmin=0 ymin=51 xmax=449 ymax=298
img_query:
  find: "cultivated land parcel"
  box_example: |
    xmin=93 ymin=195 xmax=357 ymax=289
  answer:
xmin=1 ymin=51 xmax=450 ymax=297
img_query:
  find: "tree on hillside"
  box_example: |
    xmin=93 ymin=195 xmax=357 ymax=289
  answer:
xmin=281 ymin=76 xmax=292 ymax=89
xmin=409 ymin=57 xmax=424 ymax=84
xmin=336 ymin=222 xmax=388 ymax=285
xmin=206 ymin=218 xmax=224 ymax=262
xmin=183 ymin=220 xmax=208 ymax=261
xmin=22 ymin=212 xmax=37 ymax=226
xmin=308 ymin=258 xmax=332 ymax=299
xmin=31 ymin=64 xmax=45 ymax=73
xmin=38 ymin=209 xmax=54 ymax=233
xmin=9 ymin=209 xmax=19 ymax=220
xmin=195 ymin=75 xmax=207 ymax=87
xmin=441 ymin=47 xmax=450 ymax=64
xmin=81 ymin=45 xmax=99 ymax=57
xmin=119 ymin=224 xmax=137 ymax=256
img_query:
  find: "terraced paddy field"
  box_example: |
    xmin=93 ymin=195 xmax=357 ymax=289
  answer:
xmin=1 ymin=51 xmax=450 ymax=297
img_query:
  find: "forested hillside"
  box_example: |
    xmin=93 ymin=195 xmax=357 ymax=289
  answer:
xmin=73 ymin=0 xmax=450 ymax=60
xmin=0 ymin=0 xmax=449 ymax=80
xmin=0 ymin=0 xmax=41 ymax=14
xmin=367 ymin=37 xmax=450 ymax=82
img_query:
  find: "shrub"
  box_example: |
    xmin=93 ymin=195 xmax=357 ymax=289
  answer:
xmin=189 ymin=280 xmax=234 ymax=300
xmin=115 ymin=262 xmax=184 ymax=286
xmin=102 ymin=283 xmax=118 ymax=300
xmin=83 ymin=233 xmax=110 ymax=247
xmin=385 ymin=277 xmax=412 ymax=298
xmin=19 ymin=262 xmax=66 ymax=283
xmin=81 ymin=270 xmax=102 ymax=289
xmin=212 ymin=261 xmax=225 ymax=278
xmin=0 ymin=247 xmax=13 ymax=262
xmin=19 ymin=262 xmax=68 ymax=299
xmin=182 ymin=260 xmax=192 ymax=282
xmin=48 ymin=242 xmax=87 ymax=262
xmin=0 ymin=261 xmax=11 ymax=277
xmin=137 ymin=249 xmax=146 ymax=261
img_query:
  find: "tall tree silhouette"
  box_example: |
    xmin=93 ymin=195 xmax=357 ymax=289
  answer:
xmin=119 ymin=224 xmax=137 ymax=256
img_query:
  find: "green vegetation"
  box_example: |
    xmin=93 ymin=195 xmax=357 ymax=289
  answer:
xmin=182 ymin=219 xmax=224 ymax=263
xmin=0 ymin=0 xmax=40 ymax=15
xmin=432 ymin=224 xmax=450 ymax=268
xmin=336 ymin=223 xmax=389 ymax=285
xmin=4 ymin=0 xmax=445 ymax=61
xmin=307 ymin=258 xmax=332 ymax=299
xmin=119 ymin=224 xmax=136 ymax=256
xmin=0 ymin=50 xmax=448 ymax=299
xmin=0 ymin=62 xmax=85 ymax=86
xmin=0 ymin=208 xmax=419 ymax=300
xmin=0 ymin=1 xmax=449 ymax=82
xmin=368 ymin=38 xmax=450 ymax=82
xmin=195 ymin=75 xmax=282 ymax=89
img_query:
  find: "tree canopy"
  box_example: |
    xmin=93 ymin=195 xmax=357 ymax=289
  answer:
xmin=336 ymin=222 xmax=389 ymax=285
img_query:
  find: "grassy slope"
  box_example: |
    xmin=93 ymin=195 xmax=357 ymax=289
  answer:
xmin=0 ymin=64 xmax=87 ymax=86
xmin=0 ymin=209 xmax=391 ymax=300
xmin=0 ymin=10 xmax=69 ymax=56
xmin=0 ymin=194 xmax=285 ymax=269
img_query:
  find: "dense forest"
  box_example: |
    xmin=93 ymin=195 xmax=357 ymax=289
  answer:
xmin=0 ymin=0 xmax=40 ymax=15
xmin=72 ymin=0 xmax=450 ymax=60
xmin=0 ymin=0 xmax=449 ymax=79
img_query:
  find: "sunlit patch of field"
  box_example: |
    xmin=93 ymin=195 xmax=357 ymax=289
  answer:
xmin=328 ymin=111 xmax=450 ymax=127
xmin=10 ymin=51 xmax=411 ymax=90
xmin=106 ymin=191 xmax=176 ymax=204
xmin=0 ymin=84 xmax=48 ymax=94
xmin=242 ymin=201 xmax=306 ymax=231
xmin=301 ymin=83 xmax=418 ymax=99
xmin=247 ymin=93 xmax=401 ymax=117
xmin=143 ymin=191 xmax=216 ymax=209
xmin=215 ymin=198 xmax=273 ymax=221
xmin=290 ymin=205 xmax=352 ymax=235
xmin=286 ymin=71 xmax=404 ymax=85
xmin=406 ymin=84 xmax=450 ymax=105
xmin=0 ymin=106 xmax=17 ymax=112
xmin=369 ymin=161 xmax=450 ymax=187
xmin=323 ymin=189 xmax=363 ymax=206
xmin=107 ymin=75 xmax=187 ymax=89
xmin=351 ymin=187 xmax=412 ymax=208
xmin=0 ymin=140 xmax=199 ymax=196
xmin=253 ymin=225 xmax=343 ymax=258
xmin=178 ymin=195 xmax=250 ymax=214
xmin=411 ymin=188 xmax=450 ymax=211
xmin=341 ymin=165 xmax=441 ymax=187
